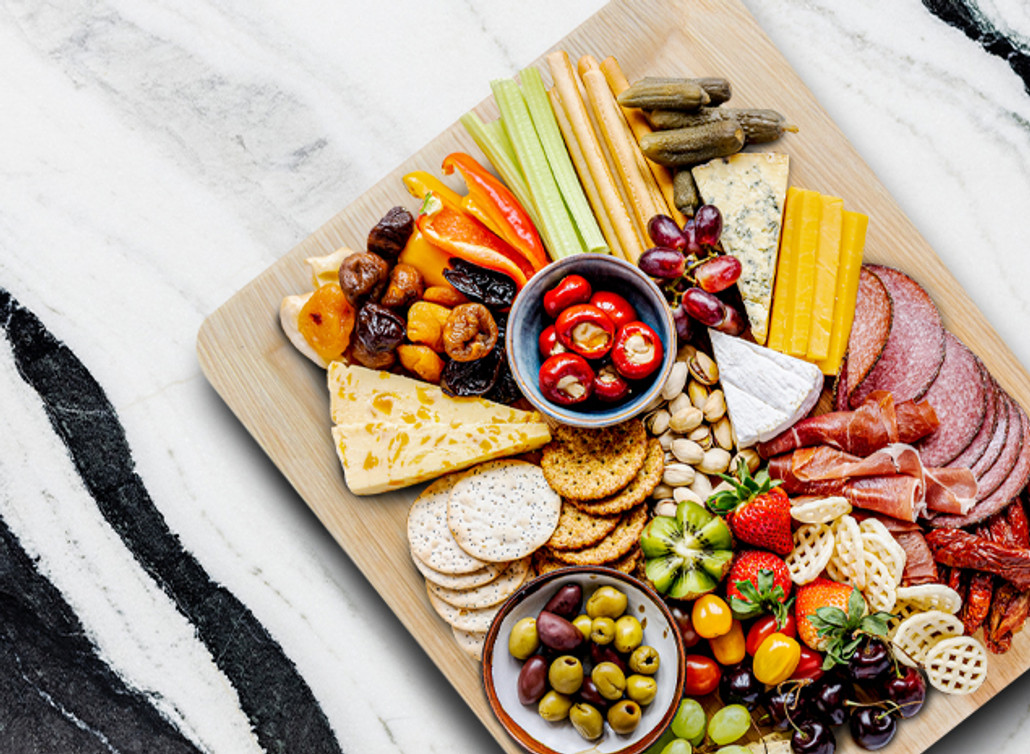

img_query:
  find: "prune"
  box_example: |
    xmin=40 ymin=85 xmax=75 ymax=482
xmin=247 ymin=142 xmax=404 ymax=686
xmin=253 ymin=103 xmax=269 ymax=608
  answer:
xmin=354 ymin=303 xmax=405 ymax=355
xmin=440 ymin=347 xmax=502 ymax=397
xmin=339 ymin=252 xmax=389 ymax=307
xmin=351 ymin=340 xmax=396 ymax=369
xmin=443 ymin=303 xmax=498 ymax=362
xmin=485 ymin=357 xmax=521 ymax=405
xmin=443 ymin=259 xmax=516 ymax=308
xmin=367 ymin=206 xmax=414 ymax=262
xmin=380 ymin=263 xmax=424 ymax=309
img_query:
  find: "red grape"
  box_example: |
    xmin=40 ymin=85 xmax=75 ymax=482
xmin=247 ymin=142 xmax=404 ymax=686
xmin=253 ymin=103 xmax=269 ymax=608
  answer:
xmin=671 ymin=303 xmax=693 ymax=342
xmin=695 ymin=255 xmax=742 ymax=292
xmin=639 ymin=247 xmax=686 ymax=278
xmin=713 ymin=306 xmax=747 ymax=335
xmin=681 ymin=287 xmax=727 ymax=327
xmin=694 ymin=204 xmax=723 ymax=247
xmin=647 ymin=214 xmax=687 ymax=250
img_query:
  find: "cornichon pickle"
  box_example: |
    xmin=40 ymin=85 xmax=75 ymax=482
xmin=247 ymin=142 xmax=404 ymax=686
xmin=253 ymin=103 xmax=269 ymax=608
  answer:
xmin=648 ymin=107 xmax=797 ymax=143
xmin=672 ymin=169 xmax=699 ymax=217
xmin=633 ymin=76 xmax=732 ymax=107
xmin=617 ymin=79 xmax=710 ymax=112
xmin=639 ymin=120 xmax=745 ymax=167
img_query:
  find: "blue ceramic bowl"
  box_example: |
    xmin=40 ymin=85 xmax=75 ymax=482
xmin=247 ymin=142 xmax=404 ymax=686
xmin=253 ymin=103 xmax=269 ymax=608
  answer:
xmin=507 ymin=255 xmax=676 ymax=427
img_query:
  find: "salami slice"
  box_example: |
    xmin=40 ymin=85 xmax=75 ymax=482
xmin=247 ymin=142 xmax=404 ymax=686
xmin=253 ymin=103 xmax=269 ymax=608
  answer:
xmin=972 ymin=389 xmax=1012 ymax=478
xmin=976 ymin=398 xmax=1023 ymax=501
xmin=841 ymin=269 xmax=891 ymax=408
xmin=848 ymin=265 xmax=945 ymax=408
xmin=949 ymin=363 xmax=1000 ymax=471
xmin=915 ymin=333 xmax=988 ymax=467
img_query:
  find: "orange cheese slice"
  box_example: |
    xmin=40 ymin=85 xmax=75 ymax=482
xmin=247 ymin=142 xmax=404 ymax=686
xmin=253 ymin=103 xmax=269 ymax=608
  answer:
xmin=817 ymin=210 xmax=869 ymax=375
xmin=806 ymin=195 xmax=844 ymax=361
xmin=767 ymin=186 xmax=804 ymax=351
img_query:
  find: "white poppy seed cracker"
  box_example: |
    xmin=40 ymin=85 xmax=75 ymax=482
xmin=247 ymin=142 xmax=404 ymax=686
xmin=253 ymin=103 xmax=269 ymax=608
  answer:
xmin=407 ymin=473 xmax=491 ymax=574
xmin=427 ymin=557 xmax=530 ymax=609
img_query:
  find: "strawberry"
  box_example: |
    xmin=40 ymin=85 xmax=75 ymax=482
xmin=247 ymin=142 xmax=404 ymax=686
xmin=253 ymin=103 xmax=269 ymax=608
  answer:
xmin=795 ymin=577 xmax=893 ymax=669
xmin=794 ymin=578 xmax=855 ymax=651
xmin=709 ymin=459 xmax=793 ymax=555
xmin=726 ymin=550 xmax=793 ymax=626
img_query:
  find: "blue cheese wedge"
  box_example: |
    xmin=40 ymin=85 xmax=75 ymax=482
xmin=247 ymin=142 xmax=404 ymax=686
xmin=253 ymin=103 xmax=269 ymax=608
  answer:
xmin=709 ymin=329 xmax=823 ymax=448
xmin=692 ymin=152 xmax=790 ymax=345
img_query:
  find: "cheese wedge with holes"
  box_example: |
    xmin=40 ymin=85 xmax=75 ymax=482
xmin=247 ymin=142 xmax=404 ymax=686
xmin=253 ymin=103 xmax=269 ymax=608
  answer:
xmin=692 ymin=152 xmax=790 ymax=345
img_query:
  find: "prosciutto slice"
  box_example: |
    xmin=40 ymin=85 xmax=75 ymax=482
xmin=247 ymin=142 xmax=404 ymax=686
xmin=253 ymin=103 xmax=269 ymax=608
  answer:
xmin=894 ymin=531 xmax=938 ymax=585
xmin=768 ymin=466 xmax=925 ymax=522
xmin=758 ymin=391 xmax=938 ymax=458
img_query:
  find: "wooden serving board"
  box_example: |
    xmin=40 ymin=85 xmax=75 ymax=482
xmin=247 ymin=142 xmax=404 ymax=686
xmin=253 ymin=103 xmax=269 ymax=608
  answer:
xmin=197 ymin=1 xmax=1030 ymax=751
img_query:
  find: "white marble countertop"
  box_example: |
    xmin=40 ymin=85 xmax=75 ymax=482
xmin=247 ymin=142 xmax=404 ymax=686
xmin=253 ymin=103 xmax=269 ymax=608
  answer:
xmin=1 ymin=0 xmax=1029 ymax=752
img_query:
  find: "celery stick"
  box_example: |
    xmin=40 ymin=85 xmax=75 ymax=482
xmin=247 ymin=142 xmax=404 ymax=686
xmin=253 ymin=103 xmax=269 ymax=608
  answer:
xmin=483 ymin=119 xmax=519 ymax=173
xmin=519 ymin=66 xmax=609 ymax=256
xmin=491 ymin=77 xmax=584 ymax=260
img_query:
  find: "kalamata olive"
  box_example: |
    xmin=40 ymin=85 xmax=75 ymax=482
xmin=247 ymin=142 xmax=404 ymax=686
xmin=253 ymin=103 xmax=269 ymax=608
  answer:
xmin=590 ymin=617 xmax=616 ymax=645
xmin=538 ymin=690 xmax=573 ymax=722
xmin=586 ymin=586 xmax=628 ymax=619
xmin=367 ymin=206 xmax=414 ymax=262
xmin=517 ymin=655 xmax=548 ymax=706
xmin=591 ymin=661 xmax=627 ymax=700
xmin=614 ymin=615 xmax=644 ymax=654
xmin=548 ymin=655 xmax=584 ymax=695
xmin=625 ymin=674 xmax=658 ymax=706
xmin=536 ymin=610 xmax=584 ymax=653
xmin=577 ymin=677 xmax=609 ymax=711
xmin=542 ymin=583 xmax=583 ymax=621
xmin=338 ymin=251 xmax=389 ymax=307
xmin=590 ymin=642 xmax=626 ymax=673
xmin=572 ymin=614 xmax=592 ymax=640
xmin=508 ymin=617 xmax=539 ymax=660
xmin=569 ymin=703 xmax=604 ymax=741
xmin=607 ymin=699 xmax=642 ymax=735
xmin=629 ymin=645 xmax=660 ymax=675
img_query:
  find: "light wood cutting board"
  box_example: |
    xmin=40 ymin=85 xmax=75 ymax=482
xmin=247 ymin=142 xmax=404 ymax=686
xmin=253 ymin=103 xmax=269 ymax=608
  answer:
xmin=197 ymin=0 xmax=1030 ymax=751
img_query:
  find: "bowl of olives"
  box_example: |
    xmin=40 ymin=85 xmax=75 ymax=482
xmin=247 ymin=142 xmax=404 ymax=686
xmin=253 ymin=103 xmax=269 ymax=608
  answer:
xmin=482 ymin=566 xmax=685 ymax=754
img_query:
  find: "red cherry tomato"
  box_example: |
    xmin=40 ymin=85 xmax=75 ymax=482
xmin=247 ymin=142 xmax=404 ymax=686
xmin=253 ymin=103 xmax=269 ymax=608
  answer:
xmin=746 ymin=614 xmax=797 ymax=656
xmin=611 ymin=321 xmax=664 ymax=380
xmin=684 ymin=654 xmax=722 ymax=697
xmin=589 ymin=291 xmax=637 ymax=328
xmin=790 ymin=645 xmax=825 ymax=682
xmin=555 ymin=304 xmax=616 ymax=360
xmin=538 ymin=325 xmax=564 ymax=358
xmin=543 ymin=274 xmax=592 ymax=319
xmin=538 ymin=352 xmax=594 ymax=406
xmin=592 ymin=364 xmax=630 ymax=403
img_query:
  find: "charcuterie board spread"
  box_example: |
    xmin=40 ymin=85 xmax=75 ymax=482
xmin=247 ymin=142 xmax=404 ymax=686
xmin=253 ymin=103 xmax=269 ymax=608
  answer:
xmin=196 ymin=1 xmax=1030 ymax=753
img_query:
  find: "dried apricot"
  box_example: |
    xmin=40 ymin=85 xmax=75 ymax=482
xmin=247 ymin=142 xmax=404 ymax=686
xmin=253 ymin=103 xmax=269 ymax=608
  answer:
xmin=298 ymin=284 xmax=355 ymax=362
xmin=397 ymin=345 xmax=445 ymax=383
xmin=406 ymin=301 xmax=452 ymax=352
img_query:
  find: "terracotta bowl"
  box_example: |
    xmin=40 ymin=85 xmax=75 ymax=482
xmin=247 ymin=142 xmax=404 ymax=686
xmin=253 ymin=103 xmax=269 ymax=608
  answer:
xmin=482 ymin=566 xmax=685 ymax=754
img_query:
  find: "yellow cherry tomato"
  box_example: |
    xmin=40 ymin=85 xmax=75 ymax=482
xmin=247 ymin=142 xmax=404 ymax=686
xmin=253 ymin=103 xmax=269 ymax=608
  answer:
xmin=753 ymin=632 xmax=802 ymax=685
xmin=691 ymin=594 xmax=733 ymax=639
xmin=709 ymin=619 xmax=746 ymax=666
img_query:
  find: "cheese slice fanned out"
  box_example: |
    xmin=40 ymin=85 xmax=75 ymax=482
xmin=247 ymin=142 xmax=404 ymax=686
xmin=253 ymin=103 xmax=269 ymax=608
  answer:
xmin=692 ymin=152 xmax=789 ymax=345
xmin=332 ymin=421 xmax=552 ymax=495
xmin=709 ymin=329 xmax=823 ymax=448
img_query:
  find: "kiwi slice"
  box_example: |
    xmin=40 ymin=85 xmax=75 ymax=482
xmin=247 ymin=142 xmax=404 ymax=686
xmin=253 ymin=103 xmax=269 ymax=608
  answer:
xmin=639 ymin=500 xmax=734 ymax=601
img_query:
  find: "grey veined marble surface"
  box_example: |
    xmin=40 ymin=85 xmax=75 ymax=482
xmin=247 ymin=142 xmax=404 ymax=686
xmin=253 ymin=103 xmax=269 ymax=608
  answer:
xmin=1 ymin=0 xmax=1029 ymax=752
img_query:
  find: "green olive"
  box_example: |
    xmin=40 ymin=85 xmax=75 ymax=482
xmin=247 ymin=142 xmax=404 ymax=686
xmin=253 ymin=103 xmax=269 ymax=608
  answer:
xmin=607 ymin=699 xmax=642 ymax=735
xmin=538 ymin=690 xmax=573 ymax=722
xmin=590 ymin=661 xmax=627 ymax=700
xmin=548 ymin=655 xmax=584 ymax=695
xmin=569 ymin=703 xmax=604 ymax=740
xmin=508 ymin=617 xmax=539 ymax=660
xmin=572 ymin=614 xmax=592 ymax=641
xmin=625 ymin=674 xmax=658 ymax=705
xmin=629 ymin=644 xmax=660 ymax=675
xmin=590 ymin=616 xmax=616 ymax=645
xmin=586 ymin=586 xmax=628 ymax=619
xmin=614 ymin=615 xmax=644 ymax=653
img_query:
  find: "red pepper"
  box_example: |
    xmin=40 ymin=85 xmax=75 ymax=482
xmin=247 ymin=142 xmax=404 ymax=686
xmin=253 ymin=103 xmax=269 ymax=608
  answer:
xmin=592 ymin=364 xmax=630 ymax=403
xmin=611 ymin=321 xmax=663 ymax=379
xmin=746 ymin=613 xmax=797 ymax=656
xmin=589 ymin=291 xmax=637 ymax=328
xmin=543 ymin=274 xmax=592 ymax=319
xmin=538 ymin=325 xmax=565 ymax=358
xmin=789 ymin=645 xmax=825 ymax=682
xmin=538 ymin=353 xmax=595 ymax=406
xmin=555 ymin=304 xmax=615 ymax=360
xmin=417 ymin=193 xmax=534 ymax=289
xmin=441 ymin=152 xmax=549 ymax=271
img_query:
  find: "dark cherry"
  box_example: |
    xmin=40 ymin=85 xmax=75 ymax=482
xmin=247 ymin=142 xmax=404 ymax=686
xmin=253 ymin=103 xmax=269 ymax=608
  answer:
xmin=884 ymin=666 xmax=927 ymax=719
xmin=719 ymin=662 xmax=763 ymax=709
xmin=849 ymin=706 xmax=897 ymax=751
xmin=670 ymin=605 xmax=702 ymax=649
xmin=791 ymin=719 xmax=836 ymax=754
xmin=763 ymin=682 xmax=812 ymax=732
xmin=849 ymin=639 xmax=891 ymax=683
xmin=812 ymin=676 xmax=850 ymax=727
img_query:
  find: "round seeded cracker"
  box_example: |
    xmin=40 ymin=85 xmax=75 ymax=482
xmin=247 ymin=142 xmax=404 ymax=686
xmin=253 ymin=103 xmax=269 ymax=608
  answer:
xmin=427 ymin=557 xmax=530 ymax=609
xmin=547 ymin=503 xmax=621 ymax=550
xmin=452 ymin=626 xmax=486 ymax=662
xmin=408 ymin=474 xmax=491 ymax=574
xmin=541 ymin=420 xmax=648 ymax=501
xmin=550 ymin=505 xmax=648 ymax=565
xmin=447 ymin=460 xmax=561 ymax=563
xmin=411 ymin=551 xmax=504 ymax=591
xmin=568 ymin=439 xmax=664 ymax=517
xmin=427 ymin=586 xmax=504 ymax=633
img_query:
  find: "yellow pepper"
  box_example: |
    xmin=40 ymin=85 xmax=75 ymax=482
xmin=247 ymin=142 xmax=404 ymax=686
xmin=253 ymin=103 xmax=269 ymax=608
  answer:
xmin=397 ymin=230 xmax=452 ymax=288
xmin=397 ymin=345 xmax=445 ymax=383
xmin=403 ymin=171 xmax=464 ymax=213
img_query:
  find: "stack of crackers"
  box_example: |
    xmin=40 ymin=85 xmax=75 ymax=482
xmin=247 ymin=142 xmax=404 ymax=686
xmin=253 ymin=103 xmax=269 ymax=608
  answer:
xmin=406 ymin=460 xmax=562 ymax=661
xmin=534 ymin=420 xmax=663 ymax=576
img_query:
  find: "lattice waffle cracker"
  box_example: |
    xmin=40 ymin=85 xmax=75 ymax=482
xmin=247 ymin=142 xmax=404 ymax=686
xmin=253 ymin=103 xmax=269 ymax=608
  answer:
xmin=786 ymin=523 xmax=834 ymax=585
xmin=924 ymin=635 xmax=988 ymax=695
xmin=791 ymin=496 xmax=851 ymax=525
xmin=888 ymin=584 xmax=964 ymax=638
xmin=861 ymin=549 xmax=897 ymax=614
xmin=828 ymin=515 xmax=866 ymax=590
xmin=859 ymin=519 xmax=906 ymax=586
xmin=891 ymin=610 xmax=964 ymax=668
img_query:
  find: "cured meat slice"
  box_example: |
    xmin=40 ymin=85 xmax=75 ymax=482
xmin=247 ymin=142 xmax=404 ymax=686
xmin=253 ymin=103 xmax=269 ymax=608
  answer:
xmin=915 ymin=333 xmax=988 ymax=467
xmin=848 ymin=265 xmax=946 ymax=409
xmin=923 ymin=466 xmax=978 ymax=515
xmin=896 ymin=399 xmax=942 ymax=444
xmin=834 ymin=358 xmax=850 ymax=412
xmin=950 ymin=365 xmax=1000 ymax=471
xmin=894 ymin=531 xmax=938 ymax=585
xmin=972 ymin=391 xmax=1012 ymax=477
xmin=769 ymin=470 xmax=925 ymax=522
xmin=926 ymin=528 xmax=1030 ymax=590
xmin=976 ymin=399 xmax=1024 ymax=500
xmin=852 ymin=511 xmax=922 ymax=534
xmin=839 ymin=269 xmax=891 ymax=409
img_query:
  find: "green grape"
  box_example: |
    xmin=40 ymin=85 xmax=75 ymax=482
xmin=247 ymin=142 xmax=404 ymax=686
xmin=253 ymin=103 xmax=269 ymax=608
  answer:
xmin=715 ymin=747 xmax=752 ymax=754
xmin=660 ymin=739 xmax=692 ymax=754
xmin=708 ymin=704 xmax=751 ymax=746
xmin=670 ymin=699 xmax=706 ymax=745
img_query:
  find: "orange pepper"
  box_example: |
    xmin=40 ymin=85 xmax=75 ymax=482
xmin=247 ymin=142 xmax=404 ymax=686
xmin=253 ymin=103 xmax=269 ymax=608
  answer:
xmin=460 ymin=195 xmax=505 ymax=238
xmin=416 ymin=193 xmax=533 ymax=289
xmin=442 ymin=152 xmax=549 ymax=271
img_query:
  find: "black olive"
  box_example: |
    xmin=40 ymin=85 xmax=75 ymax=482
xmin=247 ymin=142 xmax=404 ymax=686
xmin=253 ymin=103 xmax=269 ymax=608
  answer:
xmin=442 ymin=259 xmax=516 ymax=308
